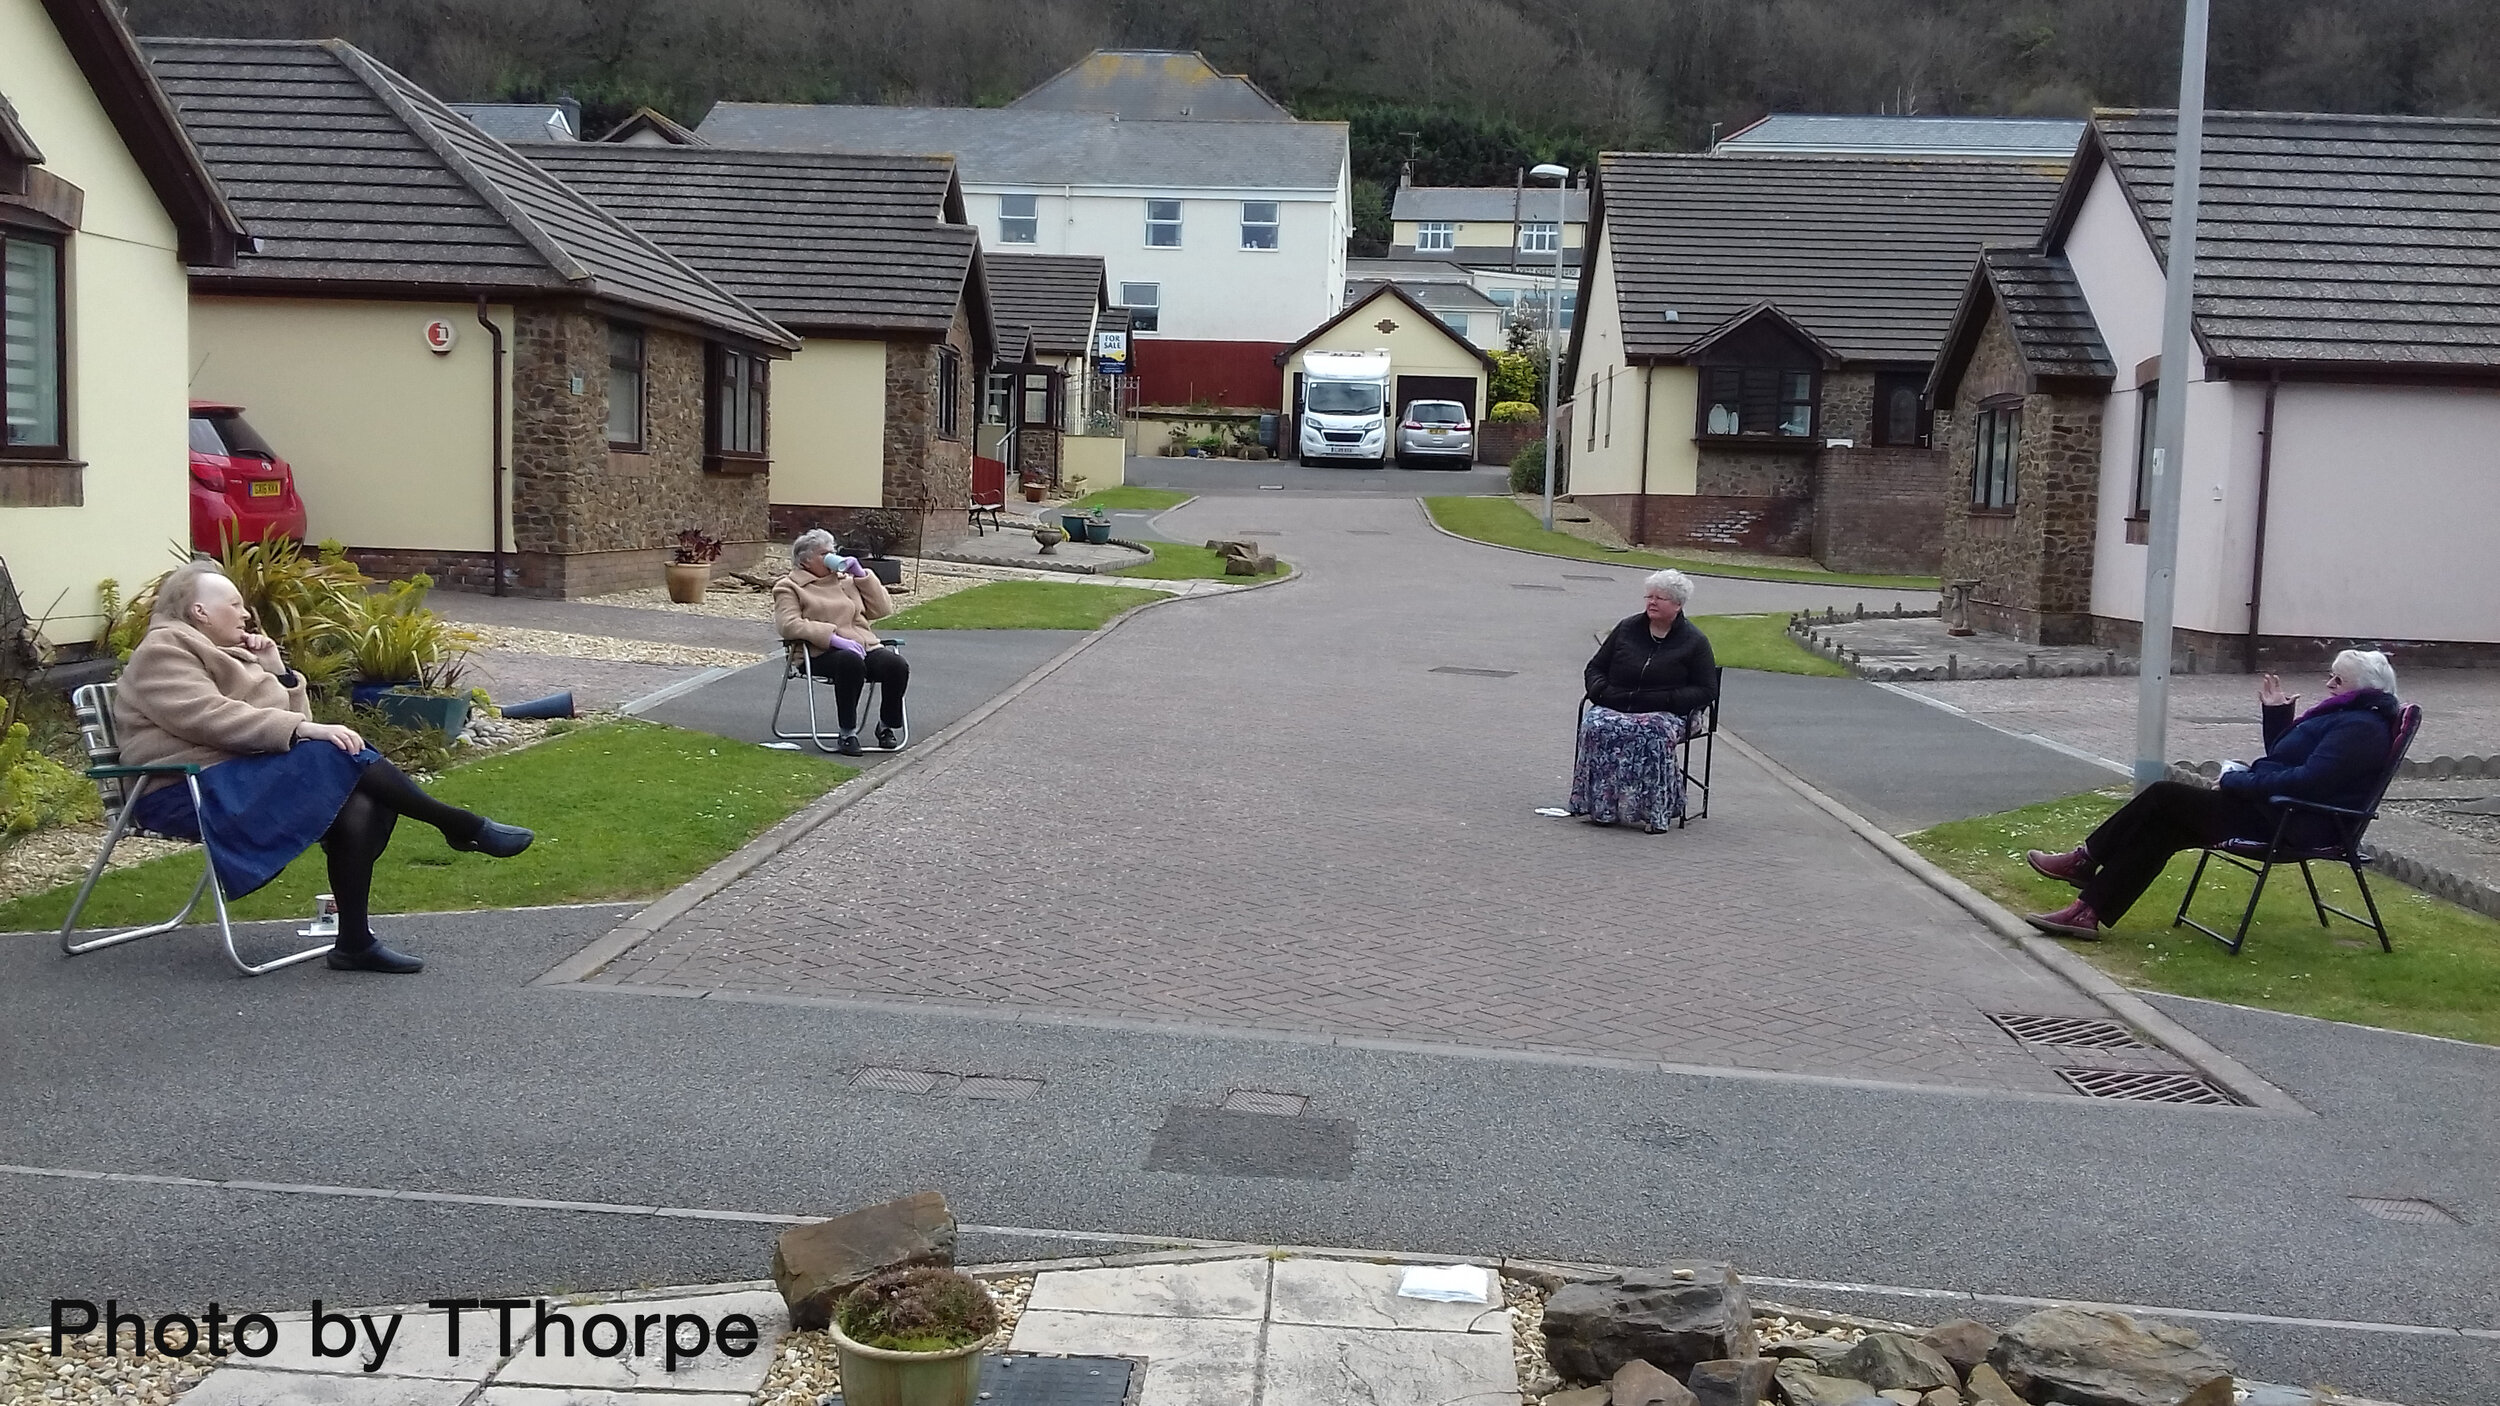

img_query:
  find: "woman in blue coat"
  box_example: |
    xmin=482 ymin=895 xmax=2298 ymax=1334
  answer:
xmin=2025 ymin=650 xmax=2403 ymax=937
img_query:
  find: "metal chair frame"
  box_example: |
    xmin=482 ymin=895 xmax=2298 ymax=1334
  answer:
xmin=58 ymin=683 xmax=335 ymax=977
xmin=770 ymin=638 xmax=909 ymax=754
xmin=1570 ymin=665 xmax=1723 ymax=830
xmin=2174 ymin=703 xmax=2421 ymax=956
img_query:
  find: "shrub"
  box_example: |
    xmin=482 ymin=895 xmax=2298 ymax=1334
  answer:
xmin=671 ymin=529 xmax=724 ymax=564
xmin=836 ymin=1268 xmax=999 ymax=1353
xmin=1508 ymin=439 xmax=1565 ymax=495
xmin=342 ymin=576 xmax=476 ymax=690
xmin=846 ymin=509 xmax=912 ymax=558
xmin=1489 ymin=349 xmax=1542 ymax=408
xmin=1 ymin=721 xmax=102 ymax=839
xmin=1488 ymin=401 xmax=1541 ymax=424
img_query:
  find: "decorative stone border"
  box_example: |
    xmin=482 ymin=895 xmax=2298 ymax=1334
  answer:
xmin=1786 ymin=607 xmax=2141 ymax=681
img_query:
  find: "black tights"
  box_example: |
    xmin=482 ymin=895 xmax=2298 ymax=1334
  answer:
xmin=320 ymin=760 xmax=482 ymax=947
xmin=807 ymin=645 xmax=908 ymax=730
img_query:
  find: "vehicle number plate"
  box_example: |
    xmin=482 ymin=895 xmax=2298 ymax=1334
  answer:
xmin=1428 ymin=428 xmax=1447 ymax=436
xmin=249 ymin=480 xmax=281 ymax=497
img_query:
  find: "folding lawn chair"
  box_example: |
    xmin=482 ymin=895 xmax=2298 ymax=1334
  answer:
xmin=769 ymin=639 xmax=909 ymax=753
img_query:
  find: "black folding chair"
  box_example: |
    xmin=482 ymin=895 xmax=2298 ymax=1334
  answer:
xmin=1570 ymin=665 xmax=1723 ymax=830
xmin=2175 ymin=703 xmax=2421 ymax=955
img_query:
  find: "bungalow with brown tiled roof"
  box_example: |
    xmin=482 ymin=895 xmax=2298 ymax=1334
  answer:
xmin=983 ymin=251 xmax=1118 ymax=490
xmin=143 ymin=37 xmax=800 ymax=598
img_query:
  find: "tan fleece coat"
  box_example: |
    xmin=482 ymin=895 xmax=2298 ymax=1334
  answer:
xmin=114 ymin=622 xmax=311 ymax=792
xmin=772 ymin=567 xmax=895 ymax=653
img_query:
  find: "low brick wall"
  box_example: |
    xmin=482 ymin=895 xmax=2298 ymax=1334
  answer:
xmin=1477 ymin=421 xmax=1543 ymax=467
xmin=348 ymin=542 xmax=770 ymax=599
xmin=1813 ymin=446 xmax=1945 ymax=575
xmin=1576 ymin=492 xmax=1816 ymax=557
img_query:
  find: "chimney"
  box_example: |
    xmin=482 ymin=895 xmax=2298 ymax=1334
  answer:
xmin=557 ymin=93 xmax=582 ymax=140
xmin=1398 ymin=158 xmax=1412 ymax=189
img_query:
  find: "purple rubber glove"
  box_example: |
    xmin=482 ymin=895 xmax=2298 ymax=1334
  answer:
xmin=821 ymin=634 xmax=867 ymax=659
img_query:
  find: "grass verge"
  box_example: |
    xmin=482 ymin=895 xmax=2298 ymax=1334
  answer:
xmin=1692 ymin=614 xmax=1849 ymax=677
xmin=1 ymin=720 xmax=851 ymax=932
xmin=1114 ymin=541 xmax=1288 ymax=581
xmin=1067 ymin=486 xmax=1189 ymax=512
xmin=1425 ymin=496 xmax=1940 ymax=591
xmin=1907 ymin=787 xmax=2500 ymax=1045
xmin=879 ymin=580 xmax=1166 ymax=631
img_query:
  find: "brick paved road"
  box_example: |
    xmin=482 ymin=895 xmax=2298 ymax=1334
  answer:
xmin=591 ymin=496 xmax=2153 ymax=1094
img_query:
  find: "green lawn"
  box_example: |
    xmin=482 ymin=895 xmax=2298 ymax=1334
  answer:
xmin=1067 ymin=486 xmax=1189 ymax=512
xmin=1692 ymin=614 xmax=1849 ymax=677
xmin=2 ymin=721 xmax=851 ymax=933
xmin=1114 ymin=541 xmax=1289 ymax=581
xmin=879 ymin=580 xmax=1167 ymax=631
xmin=1908 ymin=788 xmax=2500 ymax=1045
xmin=1425 ymin=496 xmax=1940 ymax=591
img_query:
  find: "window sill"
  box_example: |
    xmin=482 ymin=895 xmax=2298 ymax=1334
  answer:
xmin=1966 ymin=505 xmax=2017 ymax=518
xmin=0 ymin=458 xmax=85 ymax=507
xmin=1694 ymin=434 xmax=1817 ymax=452
xmin=705 ymin=454 xmax=770 ymax=476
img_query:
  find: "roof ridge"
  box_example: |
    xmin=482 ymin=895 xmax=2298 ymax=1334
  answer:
xmin=322 ymin=40 xmax=590 ymax=283
xmin=2098 ymin=107 xmax=2500 ymax=131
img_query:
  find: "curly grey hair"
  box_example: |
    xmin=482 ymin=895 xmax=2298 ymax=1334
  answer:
xmin=2332 ymin=648 xmax=2398 ymax=696
xmin=1642 ymin=569 xmax=1694 ymax=606
xmin=791 ymin=529 xmax=839 ymax=567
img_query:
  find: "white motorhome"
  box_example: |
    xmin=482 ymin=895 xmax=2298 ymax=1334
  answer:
xmin=1295 ymin=349 xmax=1393 ymax=466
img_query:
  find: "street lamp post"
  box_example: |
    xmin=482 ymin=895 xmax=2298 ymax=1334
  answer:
xmin=1529 ymin=163 xmax=1570 ymax=531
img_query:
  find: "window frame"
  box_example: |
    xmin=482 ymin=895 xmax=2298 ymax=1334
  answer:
xmin=1415 ymin=220 xmax=1454 ymax=252
xmin=998 ymin=193 xmax=1039 ymax=245
xmin=704 ymin=344 xmax=769 ymax=472
xmin=1970 ymin=396 xmax=2022 ymax=511
xmin=1518 ymin=221 xmax=1559 ymax=254
xmin=605 ymin=321 xmax=645 ymax=451
xmin=1119 ymin=282 xmax=1160 ymax=334
xmin=1873 ymin=372 xmax=1929 ymax=447
xmin=935 ymin=344 xmax=962 ymax=439
xmin=1 ymin=228 xmax=70 ymax=460
xmin=1695 ymin=365 xmax=1820 ymax=442
xmin=1144 ymin=198 xmax=1183 ymax=248
xmin=983 ymin=370 xmax=1013 ymax=425
xmin=1240 ymin=200 xmax=1280 ymax=251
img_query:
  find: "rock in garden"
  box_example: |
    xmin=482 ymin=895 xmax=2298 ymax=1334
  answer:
xmin=1960 ymin=1363 xmax=2024 ymax=1406
xmin=1771 ymin=1363 xmax=1885 ymax=1406
xmin=1225 ymin=553 xmax=1261 ymax=575
xmin=1686 ymin=1357 xmax=1776 ymax=1406
xmin=1919 ymin=1389 xmax=1963 ymax=1406
xmin=1770 ymin=1338 xmax=1859 ymax=1373
xmin=1920 ymin=1319 xmax=1999 ymax=1374
xmin=771 ymin=1190 xmax=958 ymax=1331
xmin=1988 ymin=1308 xmax=2234 ymax=1406
xmin=1831 ymin=1334 xmax=1957 ymax=1394
xmin=1611 ymin=1357 xmax=1699 ymax=1406
xmin=1542 ymin=1265 xmax=1756 ymax=1383
xmin=1546 ymin=1388 xmax=1611 ymax=1406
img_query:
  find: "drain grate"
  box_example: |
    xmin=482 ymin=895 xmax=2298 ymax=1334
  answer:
xmin=2350 ymin=1196 xmax=2458 ymax=1224
xmin=851 ymin=1066 xmax=946 ymax=1095
xmin=1221 ymin=1089 xmax=1308 ymax=1116
xmin=1511 ymin=583 xmax=1565 ymax=592
xmin=2056 ymin=1068 xmax=2241 ymax=1105
xmin=1989 ymin=1012 xmax=2147 ymax=1050
xmin=1431 ymin=666 xmax=1516 ymax=678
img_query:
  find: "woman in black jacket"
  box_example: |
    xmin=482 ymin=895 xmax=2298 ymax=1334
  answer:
xmin=1569 ymin=570 xmax=1717 ymax=831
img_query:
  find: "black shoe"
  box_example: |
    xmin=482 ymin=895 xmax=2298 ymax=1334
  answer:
xmin=875 ymin=724 xmax=900 ymax=751
xmin=835 ymin=733 xmax=863 ymax=757
xmin=328 ymin=941 xmax=424 ymax=974
xmin=450 ymin=819 xmax=534 ymax=858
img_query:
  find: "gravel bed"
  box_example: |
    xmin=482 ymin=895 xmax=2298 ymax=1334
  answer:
xmin=753 ymin=1273 xmax=1033 ymax=1406
xmin=1511 ymin=1279 xmax=1871 ymax=1404
xmin=2385 ymin=799 xmax=2500 ymax=852
xmin=1 ymin=823 xmax=187 ymax=906
xmin=585 ymin=586 xmax=779 ymax=621
xmin=0 ymin=1329 xmax=215 ymax=1405
xmin=464 ymin=625 xmax=766 ymax=669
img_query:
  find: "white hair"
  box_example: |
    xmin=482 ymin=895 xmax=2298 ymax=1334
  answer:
xmin=792 ymin=529 xmax=838 ymax=566
xmin=1643 ymin=569 xmax=1694 ymax=606
xmin=2333 ymin=648 xmax=2398 ymax=695
xmin=151 ymin=561 xmax=234 ymax=625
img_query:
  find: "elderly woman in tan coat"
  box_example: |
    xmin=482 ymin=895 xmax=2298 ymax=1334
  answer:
xmin=113 ymin=562 xmax=532 ymax=974
xmin=773 ymin=528 xmax=908 ymax=755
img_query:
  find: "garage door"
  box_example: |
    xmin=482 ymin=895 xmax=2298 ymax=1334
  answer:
xmin=1395 ymin=376 xmax=1478 ymax=423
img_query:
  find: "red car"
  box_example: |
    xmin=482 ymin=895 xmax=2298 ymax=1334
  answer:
xmin=189 ymin=401 xmax=308 ymax=554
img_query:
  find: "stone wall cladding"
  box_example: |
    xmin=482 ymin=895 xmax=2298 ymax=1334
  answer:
xmin=1577 ymin=492 xmax=1815 ymax=557
xmin=1812 ymin=446 xmax=1946 ymax=574
xmin=1938 ymin=315 xmax=2101 ymax=643
xmin=1016 ymin=426 xmax=1063 ymax=484
xmin=1820 ymin=371 xmax=1876 ymax=444
xmin=882 ymin=301 xmax=978 ymax=513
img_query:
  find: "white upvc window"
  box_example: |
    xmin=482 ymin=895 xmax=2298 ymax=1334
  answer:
xmin=1519 ymin=221 xmax=1559 ymax=254
xmin=1119 ymin=282 xmax=1160 ymax=333
xmin=1240 ymin=201 xmax=1279 ymax=250
xmin=1415 ymin=221 xmax=1454 ymax=252
xmin=999 ymin=193 xmax=1038 ymax=244
xmin=1145 ymin=199 xmax=1182 ymax=247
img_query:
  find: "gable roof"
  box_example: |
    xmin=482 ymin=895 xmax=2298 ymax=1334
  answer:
xmin=1275 ymin=283 xmax=1498 ymax=370
xmin=983 ymin=252 xmax=1105 ymax=357
xmin=448 ymin=102 xmax=574 ymax=143
xmin=2047 ymin=109 xmax=2500 ymax=374
xmin=1716 ymin=115 xmax=2085 ymax=160
xmin=29 ymin=0 xmax=241 ymax=265
xmin=142 ymin=38 xmax=794 ymax=349
xmin=597 ymin=108 xmax=703 ymax=146
xmin=1680 ymin=301 xmax=1843 ymax=367
xmin=1929 ymin=250 xmax=2116 ymax=402
xmin=1584 ymin=152 xmax=2064 ymax=369
xmin=1392 ymin=185 xmax=1589 ymax=224
xmin=520 ymin=142 xmax=980 ymax=340
xmin=1344 ymin=278 xmax=1500 ymax=317
xmin=696 ymin=104 xmax=1346 ymax=192
xmin=1009 ymin=50 xmax=1290 ymax=122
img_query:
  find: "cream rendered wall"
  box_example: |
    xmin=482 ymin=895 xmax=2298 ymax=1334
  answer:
xmin=770 ymin=338 xmax=885 ymax=508
xmin=1280 ymin=292 xmax=1485 ymax=410
xmin=1064 ymin=434 xmax=1125 ymax=489
xmin=2258 ymin=383 xmax=2500 ymax=643
xmin=1 ymin=0 xmax=194 ymax=643
xmin=1560 ymin=227 xmax=1698 ymax=499
xmin=189 ymin=298 xmax=514 ymax=554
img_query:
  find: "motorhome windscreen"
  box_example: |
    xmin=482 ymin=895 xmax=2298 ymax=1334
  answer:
xmin=1305 ymin=382 xmax=1382 ymax=414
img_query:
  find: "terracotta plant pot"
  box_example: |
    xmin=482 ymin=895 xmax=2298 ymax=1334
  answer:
xmin=825 ymin=1319 xmax=988 ymax=1406
xmin=1022 ymin=482 xmax=1046 ymax=502
xmin=664 ymin=560 xmax=710 ymax=604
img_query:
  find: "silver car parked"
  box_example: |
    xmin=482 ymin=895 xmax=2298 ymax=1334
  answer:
xmin=1393 ymin=400 xmax=1475 ymax=468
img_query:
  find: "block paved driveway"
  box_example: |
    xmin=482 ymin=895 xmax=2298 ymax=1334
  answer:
xmin=588 ymin=496 xmax=2140 ymax=1094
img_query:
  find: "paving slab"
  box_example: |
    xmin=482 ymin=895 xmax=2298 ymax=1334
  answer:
xmin=1020 ymin=1258 xmax=1269 ymax=1319
xmin=1261 ymin=1321 xmax=1521 ymax=1406
xmin=477 ymin=1390 xmax=752 ymax=1406
xmin=1007 ymin=1309 xmax=1260 ymax=1406
xmin=237 ymin=1307 xmax=512 ymax=1380
xmin=486 ymin=1290 xmax=783 ymax=1394
xmin=176 ymin=1371 xmax=476 ymax=1406
xmin=1269 ymin=1257 xmax=1506 ymax=1332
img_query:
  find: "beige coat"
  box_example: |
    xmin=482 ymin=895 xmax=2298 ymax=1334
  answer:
xmin=114 ymin=622 xmax=312 ymax=790
xmin=772 ymin=567 xmax=895 ymax=653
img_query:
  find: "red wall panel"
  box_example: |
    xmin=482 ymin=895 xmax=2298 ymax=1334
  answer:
xmin=1134 ymin=340 xmax=1290 ymax=410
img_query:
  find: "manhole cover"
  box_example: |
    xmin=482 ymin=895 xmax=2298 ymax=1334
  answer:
xmin=2350 ymin=1196 xmax=2458 ymax=1224
xmin=1145 ymin=1106 xmax=1354 ymax=1180
xmin=1220 ymin=1089 xmax=1308 ymax=1115
xmin=958 ymin=1075 xmax=1046 ymax=1101
xmin=1989 ymin=1013 xmax=2146 ymax=1050
xmin=851 ymin=1067 xmax=947 ymax=1095
xmin=2056 ymin=1068 xmax=2241 ymax=1105
xmin=1511 ymin=583 xmax=1565 ymax=592
xmin=1431 ymin=666 xmax=1516 ymax=678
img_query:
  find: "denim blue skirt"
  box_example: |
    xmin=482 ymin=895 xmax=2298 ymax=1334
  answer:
xmin=131 ymin=740 xmax=382 ymax=898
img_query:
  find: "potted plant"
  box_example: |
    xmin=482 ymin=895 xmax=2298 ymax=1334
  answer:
xmin=827 ymin=1268 xmax=998 ymax=1406
xmin=343 ymin=577 xmax=479 ymax=738
xmin=1163 ymin=424 xmax=1189 ymax=458
xmin=1021 ymin=475 xmax=1047 ymax=502
xmin=667 ymin=529 xmax=721 ymax=603
xmin=1031 ymin=522 xmax=1065 ymax=554
xmin=1060 ymin=508 xmax=1092 ymax=540
xmin=1083 ymin=510 xmax=1112 ymax=544
xmin=847 ymin=509 xmax=912 ymax=586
